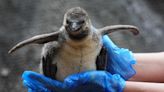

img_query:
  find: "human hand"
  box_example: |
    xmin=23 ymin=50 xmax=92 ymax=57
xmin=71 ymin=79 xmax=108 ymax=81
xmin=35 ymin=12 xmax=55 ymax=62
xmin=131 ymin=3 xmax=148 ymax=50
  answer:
xmin=102 ymin=35 xmax=136 ymax=80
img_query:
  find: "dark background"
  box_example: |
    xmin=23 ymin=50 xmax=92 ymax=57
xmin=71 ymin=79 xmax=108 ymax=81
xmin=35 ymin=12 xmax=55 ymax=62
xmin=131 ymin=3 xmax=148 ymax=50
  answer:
xmin=0 ymin=0 xmax=164 ymax=91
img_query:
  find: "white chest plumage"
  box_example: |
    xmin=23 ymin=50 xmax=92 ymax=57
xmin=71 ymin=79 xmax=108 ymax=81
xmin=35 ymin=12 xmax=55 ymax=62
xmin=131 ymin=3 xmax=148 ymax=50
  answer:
xmin=54 ymin=31 xmax=102 ymax=81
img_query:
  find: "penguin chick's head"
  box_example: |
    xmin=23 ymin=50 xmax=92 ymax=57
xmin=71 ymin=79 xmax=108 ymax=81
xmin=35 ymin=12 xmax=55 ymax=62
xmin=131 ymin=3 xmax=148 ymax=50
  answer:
xmin=64 ymin=7 xmax=91 ymax=40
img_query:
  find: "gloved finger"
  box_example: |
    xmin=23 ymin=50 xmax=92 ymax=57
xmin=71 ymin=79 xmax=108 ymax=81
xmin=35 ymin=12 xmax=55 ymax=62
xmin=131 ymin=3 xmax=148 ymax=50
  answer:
xmin=23 ymin=77 xmax=48 ymax=91
xmin=63 ymin=71 xmax=89 ymax=88
xmin=64 ymin=71 xmax=112 ymax=88
xmin=102 ymin=35 xmax=118 ymax=50
xmin=109 ymin=74 xmax=126 ymax=92
xmin=22 ymin=71 xmax=64 ymax=92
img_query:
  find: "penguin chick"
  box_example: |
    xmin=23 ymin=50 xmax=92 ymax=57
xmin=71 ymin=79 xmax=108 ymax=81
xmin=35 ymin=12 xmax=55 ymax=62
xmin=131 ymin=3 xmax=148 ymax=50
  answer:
xmin=9 ymin=7 xmax=139 ymax=81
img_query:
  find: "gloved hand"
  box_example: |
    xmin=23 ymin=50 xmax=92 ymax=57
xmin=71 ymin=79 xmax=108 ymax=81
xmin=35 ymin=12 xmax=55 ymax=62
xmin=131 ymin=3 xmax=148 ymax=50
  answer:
xmin=102 ymin=35 xmax=136 ymax=80
xmin=22 ymin=71 xmax=125 ymax=92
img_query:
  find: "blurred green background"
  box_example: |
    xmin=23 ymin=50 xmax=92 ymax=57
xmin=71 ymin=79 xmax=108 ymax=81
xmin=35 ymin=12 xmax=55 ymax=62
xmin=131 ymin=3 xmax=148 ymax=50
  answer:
xmin=0 ymin=0 xmax=164 ymax=91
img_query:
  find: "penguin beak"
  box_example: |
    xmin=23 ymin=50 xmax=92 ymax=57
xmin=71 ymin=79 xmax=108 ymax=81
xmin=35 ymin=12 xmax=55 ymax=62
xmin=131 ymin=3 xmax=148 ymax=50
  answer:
xmin=67 ymin=22 xmax=81 ymax=32
xmin=71 ymin=22 xmax=79 ymax=31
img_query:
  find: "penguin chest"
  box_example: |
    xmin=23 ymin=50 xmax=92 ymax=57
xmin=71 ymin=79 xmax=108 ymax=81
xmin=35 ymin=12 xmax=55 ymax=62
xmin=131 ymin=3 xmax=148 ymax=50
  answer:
xmin=55 ymin=37 xmax=102 ymax=81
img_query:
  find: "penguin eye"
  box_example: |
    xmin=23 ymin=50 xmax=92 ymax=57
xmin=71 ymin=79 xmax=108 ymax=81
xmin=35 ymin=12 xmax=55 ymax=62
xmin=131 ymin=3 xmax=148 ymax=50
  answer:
xmin=66 ymin=20 xmax=71 ymax=24
xmin=78 ymin=20 xmax=85 ymax=24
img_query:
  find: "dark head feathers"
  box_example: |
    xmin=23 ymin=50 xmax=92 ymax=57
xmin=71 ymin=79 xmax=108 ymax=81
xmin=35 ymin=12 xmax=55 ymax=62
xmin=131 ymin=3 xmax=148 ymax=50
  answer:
xmin=66 ymin=7 xmax=88 ymax=21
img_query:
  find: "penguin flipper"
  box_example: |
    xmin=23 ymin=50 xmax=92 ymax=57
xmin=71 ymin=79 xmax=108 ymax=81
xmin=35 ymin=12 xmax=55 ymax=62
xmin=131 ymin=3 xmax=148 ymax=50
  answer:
xmin=41 ymin=42 xmax=59 ymax=79
xmin=96 ymin=47 xmax=108 ymax=70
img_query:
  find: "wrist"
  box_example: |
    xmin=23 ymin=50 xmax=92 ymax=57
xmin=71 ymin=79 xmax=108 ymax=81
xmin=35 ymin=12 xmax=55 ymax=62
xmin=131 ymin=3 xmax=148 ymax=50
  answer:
xmin=124 ymin=81 xmax=164 ymax=92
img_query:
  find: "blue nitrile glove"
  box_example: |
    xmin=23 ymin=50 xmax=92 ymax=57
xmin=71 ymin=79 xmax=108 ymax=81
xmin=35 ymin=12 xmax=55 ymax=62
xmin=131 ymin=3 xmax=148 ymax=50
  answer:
xmin=22 ymin=71 xmax=125 ymax=92
xmin=102 ymin=35 xmax=136 ymax=80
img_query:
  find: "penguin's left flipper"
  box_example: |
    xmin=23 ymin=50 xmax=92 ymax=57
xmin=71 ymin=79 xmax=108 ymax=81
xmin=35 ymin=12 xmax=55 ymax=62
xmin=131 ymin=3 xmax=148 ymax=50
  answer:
xmin=96 ymin=47 xmax=108 ymax=70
